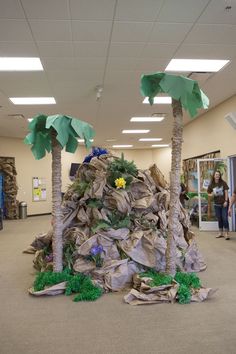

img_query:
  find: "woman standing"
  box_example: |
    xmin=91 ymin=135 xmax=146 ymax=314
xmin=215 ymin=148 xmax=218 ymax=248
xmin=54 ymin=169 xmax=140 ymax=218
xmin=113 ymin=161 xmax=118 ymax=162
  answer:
xmin=207 ymin=170 xmax=230 ymax=240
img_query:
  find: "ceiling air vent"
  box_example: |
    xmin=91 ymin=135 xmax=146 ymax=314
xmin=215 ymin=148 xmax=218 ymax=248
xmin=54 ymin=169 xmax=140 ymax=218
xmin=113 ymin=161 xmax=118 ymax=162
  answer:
xmin=7 ymin=114 xmax=25 ymax=119
xmin=225 ymin=112 xmax=236 ymax=129
xmin=188 ymin=72 xmax=212 ymax=84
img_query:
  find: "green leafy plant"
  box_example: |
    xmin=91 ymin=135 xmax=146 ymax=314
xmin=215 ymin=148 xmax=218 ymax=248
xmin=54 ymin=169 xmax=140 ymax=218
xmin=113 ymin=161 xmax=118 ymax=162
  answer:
xmin=92 ymin=211 xmax=131 ymax=233
xmin=33 ymin=269 xmax=102 ymax=302
xmin=140 ymin=269 xmax=173 ymax=287
xmin=107 ymin=153 xmax=138 ymax=188
xmin=70 ymin=180 xmax=90 ymax=196
xmin=139 ymin=270 xmax=202 ymax=304
xmin=63 ymin=241 xmax=77 ymax=270
xmin=87 ymin=198 xmax=103 ymax=209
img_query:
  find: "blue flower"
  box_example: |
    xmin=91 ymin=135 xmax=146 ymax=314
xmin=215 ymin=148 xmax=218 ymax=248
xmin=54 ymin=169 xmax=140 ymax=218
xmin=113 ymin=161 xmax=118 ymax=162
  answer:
xmin=90 ymin=244 xmax=103 ymax=256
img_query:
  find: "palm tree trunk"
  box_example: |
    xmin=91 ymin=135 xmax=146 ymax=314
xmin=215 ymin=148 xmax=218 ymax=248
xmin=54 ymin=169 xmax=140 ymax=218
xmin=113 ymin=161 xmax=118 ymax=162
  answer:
xmin=51 ymin=129 xmax=63 ymax=272
xmin=166 ymin=99 xmax=183 ymax=275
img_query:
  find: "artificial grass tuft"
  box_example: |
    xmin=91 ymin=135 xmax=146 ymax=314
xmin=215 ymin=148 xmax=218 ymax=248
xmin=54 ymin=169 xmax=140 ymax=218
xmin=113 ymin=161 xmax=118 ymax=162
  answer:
xmin=139 ymin=269 xmax=202 ymax=304
xmin=33 ymin=270 xmax=102 ymax=302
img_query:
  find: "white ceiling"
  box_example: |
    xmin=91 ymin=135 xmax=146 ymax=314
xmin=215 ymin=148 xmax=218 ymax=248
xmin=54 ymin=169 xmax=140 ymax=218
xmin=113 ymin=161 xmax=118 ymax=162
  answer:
xmin=0 ymin=0 xmax=236 ymax=149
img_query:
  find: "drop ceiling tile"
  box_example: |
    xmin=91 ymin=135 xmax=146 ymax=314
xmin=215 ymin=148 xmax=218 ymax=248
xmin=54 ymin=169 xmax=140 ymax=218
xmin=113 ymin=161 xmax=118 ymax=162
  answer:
xmin=184 ymin=24 xmax=236 ymax=45
xmin=140 ymin=43 xmax=178 ymax=58
xmin=115 ymin=0 xmax=163 ymax=21
xmin=107 ymin=57 xmax=142 ymax=70
xmin=0 ymin=72 xmax=51 ymax=96
xmin=149 ymin=22 xmax=192 ymax=43
xmin=0 ymin=0 xmax=25 ymax=18
xmin=0 ymin=41 xmax=38 ymax=56
xmin=158 ymin=0 xmax=209 ymax=23
xmin=47 ymin=69 xmax=103 ymax=82
xmin=74 ymin=57 xmax=106 ymax=70
xmin=29 ymin=20 xmax=71 ymax=41
xmin=0 ymin=20 xmax=33 ymax=41
xmin=72 ymin=21 xmax=112 ymax=41
xmin=104 ymin=70 xmax=140 ymax=85
xmin=73 ymin=41 xmax=108 ymax=57
xmin=51 ymin=79 xmax=97 ymax=91
xmin=41 ymin=57 xmax=75 ymax=70
xmin=112 ymin=22 xmax=154 ymax=42
xmin=176 ymin=44 xmax=236 ymax=60
xmin=21 ymin=0 xmax=70 ymax=19
xmin=198 ymin=0 xmax=236 ymax=25
xmin=37 ymin=41 xmax=73 ymax=57
xmin=69 ymin=0 xmax=116 ymax=20
xmin=135 ymin=58 xmax=168 ymax=71
xmin=109 ymin=42 xmax=145 ymax=57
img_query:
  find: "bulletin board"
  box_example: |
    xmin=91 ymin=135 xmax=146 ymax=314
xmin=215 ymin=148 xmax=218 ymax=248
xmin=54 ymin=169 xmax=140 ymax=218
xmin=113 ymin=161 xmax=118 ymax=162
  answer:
xmin=32 ymin=177 xmax=47 ymax=201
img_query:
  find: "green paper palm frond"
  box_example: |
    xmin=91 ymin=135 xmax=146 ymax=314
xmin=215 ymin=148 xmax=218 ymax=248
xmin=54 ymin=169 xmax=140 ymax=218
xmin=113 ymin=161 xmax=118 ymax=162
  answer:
xmin=24 ymin=114 xmax=95 ymax=160
xmin=140 ymin=72 xmax=209 ymax=117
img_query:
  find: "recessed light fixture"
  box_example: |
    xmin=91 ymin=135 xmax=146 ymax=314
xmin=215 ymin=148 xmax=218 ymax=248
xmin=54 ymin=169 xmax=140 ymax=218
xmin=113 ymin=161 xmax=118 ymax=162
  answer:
xmin=165 ymin=59 xmax=229 ymax=72
xmin=0 ymin=57 xmax=43 ymax=71
xmin=130 ymin=117 xmax=165 ymax=122
xmin=28 ymin=118 xmax=33 ymax=122
xmin=122 ymin=129 xmax=150 ymax=134
xmin=9 ymin=97 xmax=56 ymax=105
xmin=77 ymin=139 xmax=94 ymax=143
xmin=112 ymin=145 xmax=133 ymax=148
xmin=152 ymin=144 xmax=169 ymax=147
xmin=143 ymin=97 xmax=171 ymax=104
xmin=139 ymin=138 xmax=162 ymax=142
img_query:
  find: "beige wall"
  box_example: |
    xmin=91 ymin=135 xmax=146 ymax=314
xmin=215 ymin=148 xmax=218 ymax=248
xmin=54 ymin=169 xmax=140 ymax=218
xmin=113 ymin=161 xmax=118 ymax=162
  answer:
xmin=183 ymin=95 xmax=236 ymax=159
xmin=0 ymin=137 xmax=170 ymax=215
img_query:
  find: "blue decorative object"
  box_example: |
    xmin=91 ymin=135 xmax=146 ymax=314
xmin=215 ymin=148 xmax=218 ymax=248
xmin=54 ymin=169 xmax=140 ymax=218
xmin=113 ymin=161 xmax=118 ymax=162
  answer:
xmin=90 ymin=244 xmax=103 ymax=256
xmin=83 ymin=147 xmax=108 ymax=163
xmin=90 ymin=244 xmax=103 ymax=267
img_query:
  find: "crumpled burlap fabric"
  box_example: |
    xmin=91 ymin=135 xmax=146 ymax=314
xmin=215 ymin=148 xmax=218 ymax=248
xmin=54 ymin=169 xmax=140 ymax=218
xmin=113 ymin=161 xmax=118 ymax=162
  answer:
xmin=26 ymin=154 xmax=207 ymax=294
xmin=124 ymin=274 xmax=216 ymax=305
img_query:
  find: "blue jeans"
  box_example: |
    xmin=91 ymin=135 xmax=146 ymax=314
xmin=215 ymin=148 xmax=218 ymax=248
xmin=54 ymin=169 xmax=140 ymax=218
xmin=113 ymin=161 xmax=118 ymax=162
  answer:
xmin=214 ymin=204 xmax=229 ymax=231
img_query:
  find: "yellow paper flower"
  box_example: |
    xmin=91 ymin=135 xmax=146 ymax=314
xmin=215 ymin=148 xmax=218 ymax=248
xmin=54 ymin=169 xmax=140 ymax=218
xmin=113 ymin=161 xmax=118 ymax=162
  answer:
xmin=115 ymin=177 xmax=126 ymax=189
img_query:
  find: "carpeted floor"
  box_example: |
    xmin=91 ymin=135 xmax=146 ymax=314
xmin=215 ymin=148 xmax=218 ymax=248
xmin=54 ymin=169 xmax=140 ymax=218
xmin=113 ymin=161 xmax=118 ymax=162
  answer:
xmin=0 ymin=215 xmax=236 ymax=354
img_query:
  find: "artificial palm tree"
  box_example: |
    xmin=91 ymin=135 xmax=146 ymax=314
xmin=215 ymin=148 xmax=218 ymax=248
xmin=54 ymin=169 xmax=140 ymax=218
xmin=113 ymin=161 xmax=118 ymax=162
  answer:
xmin=24 ymin=114 xmax=95 ymax=272
xmin=141 ymin=72 xmax=209 ymax=274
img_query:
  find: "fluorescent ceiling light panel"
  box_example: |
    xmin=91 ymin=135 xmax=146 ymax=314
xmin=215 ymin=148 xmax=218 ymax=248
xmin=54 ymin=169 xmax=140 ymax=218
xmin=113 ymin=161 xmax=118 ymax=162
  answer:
xmin=165 ymin=59 xmax=229 ymax=72
xmin=106 ymin=139 xmax=116 ymax=142
xmin=130 ymin=117 xmax=164 ymax=122
xmin=77 ymin=139 xmax=94 ymax=143
xmin=139 ymin=138 xmax=162 ymax=142
xmin=10 ymin=97 xmax=56 ymax=105
xmin=152 ymin=144 xmax=169 ymax=147
xmin=122 ymin=129 xmax=150 ymax=134
xmin=0 ymin=57 xmax=43 ymax=71
xmin=112 ymin=145 xmax=133 ymax=148
xmin=143 ymin=97 xmax=171 ymax=104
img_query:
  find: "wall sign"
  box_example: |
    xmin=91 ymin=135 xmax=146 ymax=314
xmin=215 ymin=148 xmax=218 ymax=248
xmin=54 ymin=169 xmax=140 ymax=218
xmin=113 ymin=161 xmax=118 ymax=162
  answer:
xmin=32 ymin=177 xmax=46 ymax=201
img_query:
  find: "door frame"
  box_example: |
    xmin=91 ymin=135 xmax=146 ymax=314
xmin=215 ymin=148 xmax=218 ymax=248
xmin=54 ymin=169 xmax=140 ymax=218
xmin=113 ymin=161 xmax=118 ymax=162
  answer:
xmin=197 ymin=158 xmax=231 ymax=231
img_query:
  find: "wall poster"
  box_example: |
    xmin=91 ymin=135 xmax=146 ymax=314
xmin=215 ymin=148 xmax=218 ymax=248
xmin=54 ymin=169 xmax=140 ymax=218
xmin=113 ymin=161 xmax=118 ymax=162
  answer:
xmin=32 ymin=177 xmax=46 ymax=201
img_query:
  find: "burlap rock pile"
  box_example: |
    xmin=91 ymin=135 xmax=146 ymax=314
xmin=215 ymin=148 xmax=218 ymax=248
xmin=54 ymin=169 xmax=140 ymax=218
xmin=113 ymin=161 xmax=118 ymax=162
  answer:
xmin=27 ymin=154 xmax=208 ymax=297
xmin=0 ymin=157 xmax=18 ymax=219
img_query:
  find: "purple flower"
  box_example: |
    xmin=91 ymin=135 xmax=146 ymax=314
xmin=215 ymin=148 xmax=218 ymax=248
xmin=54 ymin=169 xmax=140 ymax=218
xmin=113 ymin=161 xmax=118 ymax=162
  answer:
xmin=45 ymin=254 xmax=53 ymax=263
xmin=90 ymin=244 xmax=103 ymax=256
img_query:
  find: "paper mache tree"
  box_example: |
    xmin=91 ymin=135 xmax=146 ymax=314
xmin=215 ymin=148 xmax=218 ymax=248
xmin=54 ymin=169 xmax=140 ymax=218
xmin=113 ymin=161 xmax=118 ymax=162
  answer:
xmin=140 ymin=72 xmax=209 ymax=275
xmin=24 ymin=114 xmax=95 ymax=272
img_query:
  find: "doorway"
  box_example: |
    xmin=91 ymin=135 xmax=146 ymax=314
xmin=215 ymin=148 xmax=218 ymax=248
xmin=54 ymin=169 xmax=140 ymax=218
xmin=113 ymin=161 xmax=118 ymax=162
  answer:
xmin=229 ymin=155 xmax=236 ymax=231
xmin=197 ymin=158 xmax=230 ymax=231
